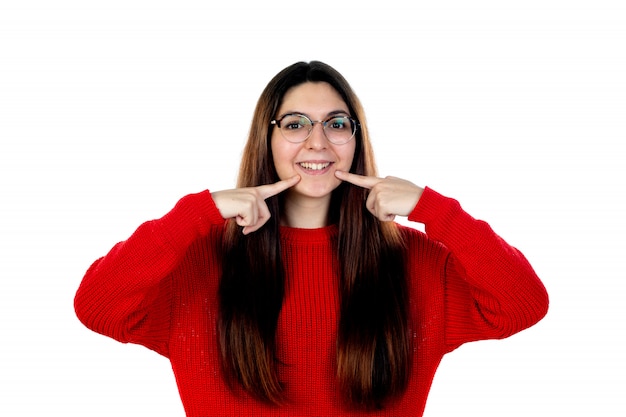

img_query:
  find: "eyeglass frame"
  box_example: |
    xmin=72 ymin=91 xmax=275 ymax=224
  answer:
xmin=270 ymin=113 xmax=359 ymax=145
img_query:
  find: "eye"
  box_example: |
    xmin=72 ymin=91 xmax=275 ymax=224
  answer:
xmin=285 ymin=122 xmax=302 ymax=130
xmin=281 ymin=115 xmax=310 ymax=130
xmin=327 ymin=117 xmax=350 ymax=130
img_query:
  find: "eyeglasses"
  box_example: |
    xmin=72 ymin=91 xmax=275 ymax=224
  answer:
xmin=270 ymin=113 xmax=358 ymax=145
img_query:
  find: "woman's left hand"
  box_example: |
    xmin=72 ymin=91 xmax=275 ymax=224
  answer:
xmin=335 ymin=171 xmax=424 ymax=221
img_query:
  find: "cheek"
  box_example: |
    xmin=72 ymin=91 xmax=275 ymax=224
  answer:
xmin=271 ymin=136 xmax=297 ymax=177
xmin=339 ymin=142 xmax=357 ymax=170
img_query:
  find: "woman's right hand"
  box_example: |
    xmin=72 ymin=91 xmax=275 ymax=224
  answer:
xmin=211 ymin=175 xmax=300 ymax=234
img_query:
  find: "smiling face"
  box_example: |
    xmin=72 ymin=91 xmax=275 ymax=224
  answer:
xmin=271 ymin=82 xmax=356 ymax=205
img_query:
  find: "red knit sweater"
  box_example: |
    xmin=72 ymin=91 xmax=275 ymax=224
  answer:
xmin=74 ymin=187 xmax=548 ymax=416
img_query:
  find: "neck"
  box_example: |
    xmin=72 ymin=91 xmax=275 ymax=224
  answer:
xmin=281 ymin=193 xmax=331 ymax=229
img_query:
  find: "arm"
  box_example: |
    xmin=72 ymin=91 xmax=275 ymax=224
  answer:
xmin=410 ymin=187 xmax=549 ymax=349
xmin=74 ymin=176 xmax=300 ymax=356
xmin=334 ymin=171 xmax=549 ymax=349
xmin=74 ymin=190 xmax=225 ymax=356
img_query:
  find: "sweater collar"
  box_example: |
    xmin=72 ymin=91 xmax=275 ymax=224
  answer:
xmin=279 ymin=224 xmax=338 ymax=243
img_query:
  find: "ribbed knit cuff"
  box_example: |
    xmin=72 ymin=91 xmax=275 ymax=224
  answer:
xmin=159 ymin=190 xmax=226 ymax=247
xmin=180 ymin=190 xmax=225 ymax=230
xmin=408 ymin=187 xmax=459 ymax=224
xmin=407 ymin=187 xmax=478 ymax=253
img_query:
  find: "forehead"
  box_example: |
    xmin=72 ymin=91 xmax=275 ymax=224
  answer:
xmin=279 ymin=82 xmax=348 ymax=115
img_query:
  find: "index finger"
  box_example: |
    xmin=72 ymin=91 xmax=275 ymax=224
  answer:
xmin=335 ymin=170 xmax=381 ymax=189
xmin=256 ymin=175 xmax=301 ymax=199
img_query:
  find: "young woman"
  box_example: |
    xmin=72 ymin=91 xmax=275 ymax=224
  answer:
xmin=74 ymin=61 xmax=549 ymax=416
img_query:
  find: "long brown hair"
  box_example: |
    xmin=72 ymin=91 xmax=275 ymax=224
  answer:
xmin=218 ymin=61 xmax=410 ymax=409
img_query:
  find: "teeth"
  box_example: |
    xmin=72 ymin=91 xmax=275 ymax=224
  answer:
xmin=299 ymin=162 xmax=330 ymax=171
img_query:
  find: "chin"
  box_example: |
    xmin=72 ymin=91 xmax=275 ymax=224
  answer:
xmin=295 ymin=179 xmax=341 ymax=199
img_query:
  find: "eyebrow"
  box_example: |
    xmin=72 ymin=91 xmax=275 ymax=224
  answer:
xmin=277 ymin=109 xmax=351 ymax=119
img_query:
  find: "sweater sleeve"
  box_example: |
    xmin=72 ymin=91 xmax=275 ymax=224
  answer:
xmin=74 ymin=190 xmax=225 ymax=357
xmin=408 ymin=187 xmax=549 ymax=351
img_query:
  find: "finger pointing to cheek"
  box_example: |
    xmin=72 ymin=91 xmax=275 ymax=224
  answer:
xmin=334 ymin=171 xmax=381 ymax=189
xmin=257 ymin=175 xmax=301 ymax=200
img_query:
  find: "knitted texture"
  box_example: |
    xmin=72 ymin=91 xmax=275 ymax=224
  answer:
xmin=75 ymin=187 xmax=549 ymax=416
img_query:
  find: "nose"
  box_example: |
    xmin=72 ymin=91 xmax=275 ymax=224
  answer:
xmin=306 ymin=122 xmax=328 ymax=150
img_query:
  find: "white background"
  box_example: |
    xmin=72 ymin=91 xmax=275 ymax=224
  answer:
xmin=1 ymin=0 xmax=624 ymax=415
